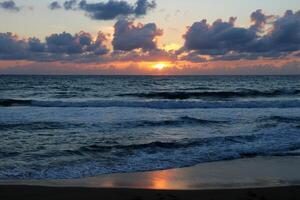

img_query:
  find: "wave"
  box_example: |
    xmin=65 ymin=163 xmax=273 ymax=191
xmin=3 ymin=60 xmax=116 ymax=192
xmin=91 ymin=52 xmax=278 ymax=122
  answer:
xmin=1 ymin=98 xmax=300 ymax=109
xmin=77 ymin=132 xmax=300 ymax=155
xmin=256 ymin=116 xmax=300 ymax=129
xmin=0 ymin=122 xmax=84 ymax=131
xmin=2 ymin=130 xmax=300 ymax=180
xmin=118 ymin=89 xmax=300 ymax=99
xmin=262 ymin=116 xmax=300 ymax=123
xmin=0 ymin=117 xmax=226 ymax=132
xmin=117 ymin=116 xmax=227 ymax=128
xmin=0 ymin=99 xmax=31 ymax=106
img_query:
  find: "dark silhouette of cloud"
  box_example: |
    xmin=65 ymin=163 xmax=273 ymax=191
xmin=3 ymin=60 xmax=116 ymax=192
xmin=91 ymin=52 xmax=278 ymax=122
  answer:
xmin=48 ymin=1 xmax=61 ymax=10
xmin=49 ymin=0 xmax=77 ymax=10
xmin=183 ymin=17 xmax=256 ymax=55
xmin=0 ymin=33 xmax=28 ymax=59
xmin=249 ymin=9 xmax=275 ymax=33
xmin=112 ymin=19 xmax=163 ymax=51
xmin=79 ymin=0 xmax=156 ymax=20
xmin=0 ymin=0 xmax=20 ymax=12
xmin=46 ymin=31 xmax=109 ymax=55
xmin=49 ymin=0 xmax=156 ymax=20
xmin=28 ymin=38 xmax=45 ymax=52
xmin=182 ymin=10 xmax=300 ymax=62
xmin=64 ymin=0 xmax=77 ymax=10
xmin=0 ymin=31 xmax=109 ymax=61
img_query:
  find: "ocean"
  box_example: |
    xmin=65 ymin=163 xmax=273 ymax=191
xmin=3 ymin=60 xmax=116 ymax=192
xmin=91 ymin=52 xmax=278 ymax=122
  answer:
xmin=0 ymin=75 xmax=300 ymax=180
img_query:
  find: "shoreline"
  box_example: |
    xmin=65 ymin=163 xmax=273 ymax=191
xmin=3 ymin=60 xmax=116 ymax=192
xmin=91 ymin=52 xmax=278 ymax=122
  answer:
xmin=1 ymin=156 xmax=300 ymax=200
xmin=1 ymin=156 xmax=300 ymax=190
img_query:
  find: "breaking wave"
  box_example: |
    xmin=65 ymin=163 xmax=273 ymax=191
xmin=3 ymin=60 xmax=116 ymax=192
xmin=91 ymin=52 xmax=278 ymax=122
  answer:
xmin=118 ymin=89 xmax=300 ymax=99
xmin=1 ymin=98 xmax=300 ymax=109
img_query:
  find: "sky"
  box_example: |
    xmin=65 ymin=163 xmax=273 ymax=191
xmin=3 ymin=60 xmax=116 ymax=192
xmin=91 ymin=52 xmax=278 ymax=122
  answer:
xmin=0 ymin=0 xmax=300 ymax=75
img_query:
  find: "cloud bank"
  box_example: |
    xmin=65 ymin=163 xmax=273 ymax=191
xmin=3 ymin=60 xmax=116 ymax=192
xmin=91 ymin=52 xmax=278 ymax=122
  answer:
xmin=0 ymin=31 xmax=109 ymax=62
xmin=1 ymin=9 xmax=300 ymax=75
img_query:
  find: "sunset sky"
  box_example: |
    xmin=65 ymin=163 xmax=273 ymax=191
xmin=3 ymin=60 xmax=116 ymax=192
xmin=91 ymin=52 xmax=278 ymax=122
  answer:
xmin=1 ymin=0 xmax=300 ymax=75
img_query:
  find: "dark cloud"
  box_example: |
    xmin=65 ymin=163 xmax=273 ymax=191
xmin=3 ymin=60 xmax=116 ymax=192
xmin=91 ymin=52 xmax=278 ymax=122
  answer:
xmin=183 ymin=17 xmax=256 ymax=55
xmin=134 ymin=0 xmax=156 ymax=16
xmin=261 ymin=10 xmax=300 ymax=52
xmin=182 ymin=10 xmax=300 ymax=62
xmin=0 ymin=0 xmax=20 ymax=12
xmin=48 ymin=1 xmax=61 ymax=10
xmin=0 ymin=19 xmax=165 ymax=63
xmin=64 ymin=0 xmax=77 ymax=10
xmin=0 ymin=31 xmax=109 ymax=62
xmin=79 ymin=0 xmax=156 ymax=20
xmin=28 ymin=38 xmax=45 ymax=52
xmin=0 ymin=33 xmax=28 ymax=59
xmin=249 ymin=9 xmax=275 ymax=33
xmin=45 ymin=31 xmax=109 ymax=55
xmin=112 ymin=19 xmax=163 ymax=51
xmin=49 ymin=0 xmax=156 ymax=20
xmin=49 ymin=1 xmax=77 ymax=10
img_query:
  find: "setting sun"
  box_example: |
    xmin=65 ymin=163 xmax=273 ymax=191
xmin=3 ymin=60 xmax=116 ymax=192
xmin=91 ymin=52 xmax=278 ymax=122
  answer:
xmin=152 ymin=62 xmax=168 ymax=70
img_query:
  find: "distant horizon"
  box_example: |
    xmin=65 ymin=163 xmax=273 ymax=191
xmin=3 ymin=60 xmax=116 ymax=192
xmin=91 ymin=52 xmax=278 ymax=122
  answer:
xmin=1 ymin=73 xmax=300 ymax=76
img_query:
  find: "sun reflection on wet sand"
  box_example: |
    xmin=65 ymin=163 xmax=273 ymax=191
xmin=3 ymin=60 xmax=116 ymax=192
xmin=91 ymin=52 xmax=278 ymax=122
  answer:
xmin=93 ymin=169 xmax=189 ymax=190
xmin=151 ymin=170 xmax=174 ymax=189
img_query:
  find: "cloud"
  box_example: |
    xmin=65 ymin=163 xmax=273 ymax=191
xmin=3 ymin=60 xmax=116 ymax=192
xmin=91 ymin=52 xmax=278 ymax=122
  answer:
xmin=0 ymin=33 xmax=28 ymax=59
xmin=249 ymin=9 xmax=275 ymax=33
xmin=28 ymin=38 xmax=45 ymax=52
xmin=49 ymin=0 xmax=77 ymax=10
xmin=0 ymin=31 xmax=109 ymax=62
xmin=112 ymin=19 xmax=163 ymax=51
xmin=64 ymin=0 xmax=77 ymax=10
xmin=48 ymin=1 xmax=61 ymax=10
xmin=0 ymin=19 xmax=166 ymax=63
xmin=257 ymin=10 xmax=300 ymax=52
xmin=109 ymin=48 xmax=174 ymax=62
xmin=182 ymin=9 xmax=300 ymax=62
xmin=183 ymin=17 xmax=256 ymax=55
xmin=79 ymin=0 xmax=156 ymax=20
xmin=0 ymin=0 xmax=20 ymax=12
xmin=49 ymin=0 xmax=156 ymax=20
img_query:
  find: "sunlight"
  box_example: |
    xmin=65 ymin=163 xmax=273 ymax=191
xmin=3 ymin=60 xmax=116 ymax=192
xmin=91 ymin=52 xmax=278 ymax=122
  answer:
xmin=162 ymin=43 xmax=181 ymax=51
xmin=152 ymin=62 xmax=168 ymax=70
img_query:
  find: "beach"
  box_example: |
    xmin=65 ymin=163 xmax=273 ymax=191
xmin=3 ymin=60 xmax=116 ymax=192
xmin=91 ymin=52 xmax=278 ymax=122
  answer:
xmin=1 ymin=76 xmax=300 ymax=199
xmin=1 ymin=156 xmax=300 ymax=199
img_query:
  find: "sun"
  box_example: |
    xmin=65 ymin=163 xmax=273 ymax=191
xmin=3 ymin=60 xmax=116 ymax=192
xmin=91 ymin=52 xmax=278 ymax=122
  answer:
xmin=152 ymin=62 xmax=168 ymax=70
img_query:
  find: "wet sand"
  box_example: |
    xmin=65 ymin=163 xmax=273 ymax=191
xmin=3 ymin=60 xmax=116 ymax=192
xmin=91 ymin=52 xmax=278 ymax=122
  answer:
xmin=1 ymin=156 xmax=300 ymax=200
xmin=1 ymin=185 xmax=300 ymax=200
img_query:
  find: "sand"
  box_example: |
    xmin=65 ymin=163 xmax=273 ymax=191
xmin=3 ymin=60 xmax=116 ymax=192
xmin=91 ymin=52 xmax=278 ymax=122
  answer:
xmin=1 ymin=156 xmax=300 ymax=200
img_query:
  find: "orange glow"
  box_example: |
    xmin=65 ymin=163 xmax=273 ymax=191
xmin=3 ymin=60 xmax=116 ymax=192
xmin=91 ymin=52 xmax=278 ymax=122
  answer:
xmin=152 ymin=62 xmax=169 ymax=70
xmin=151 ymin=171 xmax=170 ymax=189
xmin=0 ymin=58 xmax=298 ymax=75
